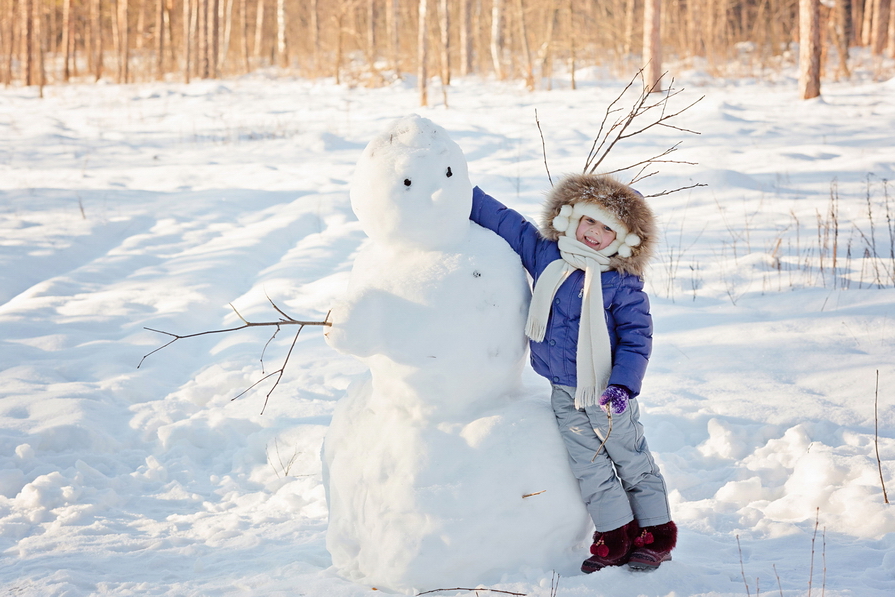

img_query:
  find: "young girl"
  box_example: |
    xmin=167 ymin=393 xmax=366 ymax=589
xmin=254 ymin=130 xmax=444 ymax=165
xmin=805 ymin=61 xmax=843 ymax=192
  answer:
xmin=470 ymin=174 xmax=676 ymax=572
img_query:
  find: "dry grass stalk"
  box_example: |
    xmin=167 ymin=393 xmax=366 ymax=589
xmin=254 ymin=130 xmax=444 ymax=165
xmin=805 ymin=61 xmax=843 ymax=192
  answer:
xmin=737 ymin=534 xmax=751 ymax=597
xmin=875 ymin=370 xmax=890 ymax=504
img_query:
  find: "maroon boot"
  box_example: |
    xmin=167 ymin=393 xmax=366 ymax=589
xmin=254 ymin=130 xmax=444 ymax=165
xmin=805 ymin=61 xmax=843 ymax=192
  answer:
xmin=580 ymin=521 xmax=639 ymax=573
xmin=627 ymin=521 xmax=677 ymax=570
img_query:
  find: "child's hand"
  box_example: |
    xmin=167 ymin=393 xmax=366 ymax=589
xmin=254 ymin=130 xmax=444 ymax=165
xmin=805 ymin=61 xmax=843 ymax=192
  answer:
xmin=599 ymin=385 xmax=629 ymax=415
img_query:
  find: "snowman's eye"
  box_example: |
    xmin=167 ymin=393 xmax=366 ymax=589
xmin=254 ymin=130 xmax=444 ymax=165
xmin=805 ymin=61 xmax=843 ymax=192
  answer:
xmin=404 ymin=178 xmax=412 ymax=187
xmin=446 ymin=167 xmax=453 ymax=178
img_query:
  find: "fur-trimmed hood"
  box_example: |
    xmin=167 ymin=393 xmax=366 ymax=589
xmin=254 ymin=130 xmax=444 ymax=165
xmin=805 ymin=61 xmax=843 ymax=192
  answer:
xmin=540 ymin=174 xmax=657 ymax=276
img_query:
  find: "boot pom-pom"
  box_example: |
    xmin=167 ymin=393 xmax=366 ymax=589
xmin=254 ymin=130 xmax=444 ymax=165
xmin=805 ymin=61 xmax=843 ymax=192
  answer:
xmin=634 ymin=531 xmax=654 ymax=547
xmin=594 ymin=544 xmax=609 ymax=558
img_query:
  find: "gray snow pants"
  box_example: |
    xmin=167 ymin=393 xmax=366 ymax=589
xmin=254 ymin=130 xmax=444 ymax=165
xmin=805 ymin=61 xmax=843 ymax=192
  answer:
xmin=551 ymin=384 xmax=671 ymax=532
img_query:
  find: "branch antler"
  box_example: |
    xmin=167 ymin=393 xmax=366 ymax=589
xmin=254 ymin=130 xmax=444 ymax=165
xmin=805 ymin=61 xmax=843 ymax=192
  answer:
xmin=581 ymin=68 xmax=706 ymax=196
xmin=138 ymin=300 xmax=331 ymax=414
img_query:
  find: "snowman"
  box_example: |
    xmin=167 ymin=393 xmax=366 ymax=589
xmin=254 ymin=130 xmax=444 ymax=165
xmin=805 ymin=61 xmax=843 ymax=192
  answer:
xmin=323 ymin=114 xmax=590 ymax=592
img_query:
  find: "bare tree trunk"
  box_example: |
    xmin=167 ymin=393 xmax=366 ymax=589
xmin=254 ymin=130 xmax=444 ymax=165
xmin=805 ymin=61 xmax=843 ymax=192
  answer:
xmin=156 ymin=0 xmax=165 ymax=78
xmin=419 ymin=0 xmax=428 ymax=105
xmin=199 ymin=0 xmax=209 ymax=76
xmin=624 ymin=0 xmax=636 ymax=55
xmin=24 ymin=0 xmax=33 ymax=85
xmin=871 ymin=0 xmax=891 ymax=53
xmin=439 ymin=0 xmax=450 ymax=85
xmin=241 ymin=0 xmax=249 ymax=71
xmin=889 ymin=0 xmax=895 ymax=57
xmin=210 ymin=0 xmax=219 ymax=76
xmin=367 ymin=0 xmax=376 ymax=66
xmin=387 ymin=0 xmax=399 ymax=74
xmin=62 ymin=0 xmax=72 ymax=81
xmin=537 ymin=1 xmax=557 ymax=89
xmin=136 ymin=0 xmax=146 ymax=50
xmin=35 ymin=0 xmax=44 ymax=94
xmin=191 ymin=0 xmax=199 ymax=75
xmin=92 ymin=0 xmax=103 ymax=80
xmin=832 ymin=0 xmax=852 ymax=78
xmin=515 ymin=0 xmax=533 ymax=89
xmin=491 ymin=0 xmax=503 ymax=78
xmin=2 ymin=0 xmax=13 ymax=85
xmin=117 ymin=0 xmax=130 ymax=83
xmin=276 ymin=0 xmax=285 ymax=67
xmin=184 ymin=0 xmax=191 ymax=81
xmin=643 ymin=0 xmax=662 ymax=90
xmin=567 ymin=0 xmax=575 ymax=89
xmin=862 ymin=0 xmax=876 ymax=45
xmin=799 ymin=0 xmax=821 ymax=99
xmin=253 ymin=0 xmax=263 ymax=61
xmin=459 ymin=0 xmax=472 ymax=75
xmin=310 ymin=0 xmax=320 ymax=72
xmin=166 ymin=0 xmax=175 ymax=66
xmin=219 ymin=0 xmax=233 ymax=72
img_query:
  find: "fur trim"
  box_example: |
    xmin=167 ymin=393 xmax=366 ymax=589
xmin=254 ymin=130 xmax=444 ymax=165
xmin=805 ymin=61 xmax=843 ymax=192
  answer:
xmin=541 ymin=174 xmax=657 ymax=277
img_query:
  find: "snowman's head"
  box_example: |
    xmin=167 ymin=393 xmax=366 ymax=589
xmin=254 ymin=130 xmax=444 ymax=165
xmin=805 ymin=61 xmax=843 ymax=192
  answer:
xmin=350 ymin=115 xmax=472 ymax=250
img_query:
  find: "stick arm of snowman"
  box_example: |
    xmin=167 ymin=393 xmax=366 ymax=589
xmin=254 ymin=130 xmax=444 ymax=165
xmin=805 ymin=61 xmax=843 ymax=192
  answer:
xmin=138 ymin=295 xmax=331 ymax=414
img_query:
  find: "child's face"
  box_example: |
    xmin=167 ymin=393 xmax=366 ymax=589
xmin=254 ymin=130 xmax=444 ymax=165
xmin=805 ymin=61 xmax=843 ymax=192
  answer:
xmin=575 ymin=217 xmax=617 ymax=251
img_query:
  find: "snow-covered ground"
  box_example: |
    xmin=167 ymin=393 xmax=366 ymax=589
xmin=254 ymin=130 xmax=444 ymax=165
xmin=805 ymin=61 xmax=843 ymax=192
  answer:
xmin=1 ymin=67 xmax=894 ymax=596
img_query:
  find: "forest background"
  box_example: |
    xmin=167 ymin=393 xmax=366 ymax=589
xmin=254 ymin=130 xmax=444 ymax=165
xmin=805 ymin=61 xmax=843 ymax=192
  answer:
xmin=2 ymin=0 xmax=895 ymax=100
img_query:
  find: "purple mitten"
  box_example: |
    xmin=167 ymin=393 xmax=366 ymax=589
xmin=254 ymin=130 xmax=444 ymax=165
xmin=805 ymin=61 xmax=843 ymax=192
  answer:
xmin=599 ymin=385 xmax=630 ymax=415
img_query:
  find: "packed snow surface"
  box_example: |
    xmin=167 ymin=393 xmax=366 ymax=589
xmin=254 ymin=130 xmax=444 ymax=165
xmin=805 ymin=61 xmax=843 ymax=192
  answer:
xmin=1 ymin=69 xmax=894 ymax=597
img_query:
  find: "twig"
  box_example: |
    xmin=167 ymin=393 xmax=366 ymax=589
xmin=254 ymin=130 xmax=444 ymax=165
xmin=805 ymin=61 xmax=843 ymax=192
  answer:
xmin=522 ymin=490 xmax=546 ymax=498
xmin=808 ymin=508 xmax=819 ymax=597
xmin=773 ymin=564 xmax=784 ymax=597
xmin=583 ymin=70 xmax=703 ymax=177
xmin=822 ymin=526 xmax=827 ymax=597
xmin=737 ymin=535 xmax=751 ymax=597
xmin=232 ymin=323 xmax=304 ymax=414
xmin=643 ymin=183 xmax=708 ymax=199
xmin=875 ymin=370 xmax=890 ymax=503
xmin=535 ymin=109 xmax=553 ymax=187
xmin=591 ymin=409 xmax=612 ymax=462
xmin=416 ymin=588 xmax=525 ymax=596
xmin=549 ymin=572 xmax=560 ymax=597
xmin=138 ymin=305 xmax=330 ymax=368
xmin=138 ymin=301 xmax=331 ymax=414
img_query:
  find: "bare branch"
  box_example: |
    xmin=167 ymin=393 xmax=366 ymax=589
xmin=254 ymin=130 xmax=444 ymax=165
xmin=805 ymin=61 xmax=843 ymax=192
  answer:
xmin=579 ymin=71 xmax=705 ymax=199
xmin=642 ymin=183 xmax=708 ymax=199
xmin=416 ymin=588 xmax=526 ymax=597
xmin=535 ymin=109 xmax=553 ymax=187
xmin=230 ymin=302 xmax=250 ymax=324
xmin=138 ymin=299 xmax=331 ymax=413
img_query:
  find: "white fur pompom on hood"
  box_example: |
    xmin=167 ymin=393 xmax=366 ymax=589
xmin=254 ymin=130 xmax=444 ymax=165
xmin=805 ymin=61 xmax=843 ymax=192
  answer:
xmin=540 ymin=174 xmax=657 ymax=277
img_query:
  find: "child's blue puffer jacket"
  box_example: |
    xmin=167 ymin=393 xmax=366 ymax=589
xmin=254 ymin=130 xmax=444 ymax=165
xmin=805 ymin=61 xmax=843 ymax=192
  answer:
xmin=470 ymin=186 xmax=652 ymax=397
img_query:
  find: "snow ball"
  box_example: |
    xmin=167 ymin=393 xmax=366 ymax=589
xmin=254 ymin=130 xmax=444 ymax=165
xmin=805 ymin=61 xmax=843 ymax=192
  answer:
xmin=349 ymin=114 xmax=472 ymax=250
xmin=714 ymin=476 xmax=772 ymax=506
xmin=698 ymin=418 xmax=751 ymax=460
xmin=15 ymin=443 xmax=35 ymax=460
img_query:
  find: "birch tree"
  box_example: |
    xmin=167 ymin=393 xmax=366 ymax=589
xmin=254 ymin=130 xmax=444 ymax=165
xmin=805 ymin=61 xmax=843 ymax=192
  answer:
xmin=643 ymin=0 xmax=662 ymax=90
xmin=459 ymin=0 xmax=473 ymax=75
xmin=439 ymin=0 xmax=451 ymax=85
xmin=799 ymin=0 xmax=821 ymax=99
xmin=276 ymin=0 xmax=286 ymax=67
xmin=491 ymin=0 xmax=504 ymax=78
xmin=62 ymin=0 xmax=73 ymax=81
xmin=419 ymin=0 xmax=429 ymax=105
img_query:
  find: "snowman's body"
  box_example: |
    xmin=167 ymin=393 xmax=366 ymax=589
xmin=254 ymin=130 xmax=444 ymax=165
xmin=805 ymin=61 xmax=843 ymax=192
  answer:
xmin=323 ymin=115 xmax=590 ymax=591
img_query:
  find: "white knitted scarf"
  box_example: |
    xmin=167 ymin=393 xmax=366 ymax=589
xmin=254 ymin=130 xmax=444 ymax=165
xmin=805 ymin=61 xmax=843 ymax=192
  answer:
xmin=525 ymin=235 xmax=614 ymax=409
